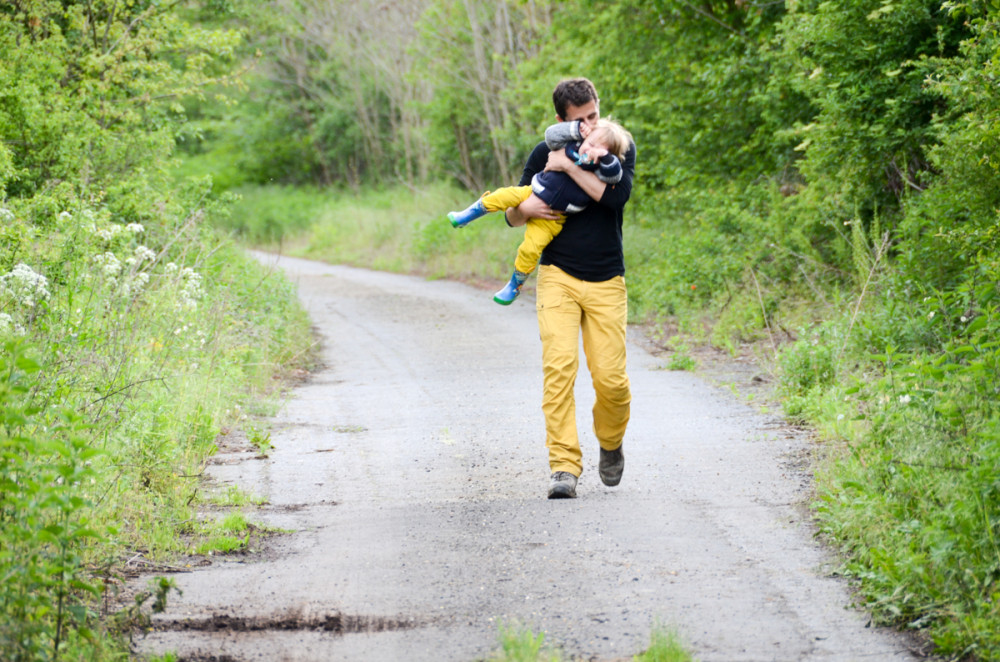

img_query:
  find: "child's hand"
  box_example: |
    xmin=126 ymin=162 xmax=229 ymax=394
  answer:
xmin=578 ymin=122 xmax=592 ymax=139
xmin=575 ymin=146 xmax=608 ymax=165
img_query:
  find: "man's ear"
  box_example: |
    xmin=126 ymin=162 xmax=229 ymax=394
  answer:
xmin=556 ymin=114 xmax=565 ymax=123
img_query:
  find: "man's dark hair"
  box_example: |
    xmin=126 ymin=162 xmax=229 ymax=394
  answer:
xmin=553 ymin=78 xmax=598 ymax=120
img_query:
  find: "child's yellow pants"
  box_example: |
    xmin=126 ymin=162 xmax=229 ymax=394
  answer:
xmin=535 ymin=264 xmax=631 ymax=477
xmin=481 ymin=186 xmax=565 ymax=274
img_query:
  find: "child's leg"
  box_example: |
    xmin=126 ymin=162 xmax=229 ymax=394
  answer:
xmin=448 ymin=185 xmax=532 ymax=228
xmin=481 ymin=185 xmax=532 ymax=213
xmin=494 ymin=217 xmax=566 ymax=306
xmin=514 ymin=218 xmax=566 ymax=274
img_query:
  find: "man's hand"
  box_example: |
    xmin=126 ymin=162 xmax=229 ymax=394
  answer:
xmin=506 ymin=193 xmax=561 ymax=226
xmin=545 ymin=149 xmax=574 ymax=173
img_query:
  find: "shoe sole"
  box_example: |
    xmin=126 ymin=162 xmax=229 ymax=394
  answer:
xmin=493 ymin=296 xmax=515 ymax=305
xmin=599 ymin=472 xmax=622 ymax=487
xmin=548 ymin=486 xmax=577 ymax=499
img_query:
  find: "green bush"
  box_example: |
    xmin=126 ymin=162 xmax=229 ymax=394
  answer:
xmin=0 ymin=341 xmax=109 ymax=660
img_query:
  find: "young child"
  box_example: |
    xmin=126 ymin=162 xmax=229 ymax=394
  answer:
xmin=448 ymin=117 xmax=633 ymax=305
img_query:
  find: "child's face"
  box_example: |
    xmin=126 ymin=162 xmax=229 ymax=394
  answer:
xmin=579 ymin=130 xmax=610 ymax=158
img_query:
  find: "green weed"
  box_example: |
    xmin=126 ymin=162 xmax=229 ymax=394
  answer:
xmin=206 ymin=485 xmax=268 ymax=507
xmin=489 ymin=623 xmax=563 ymax=662
xmin=666 ymin=343 xmax=697 ymax=371
xmin=248 ymin=426 xmax=274 ymax=457
xmin=484 ymin=623 xmax=693 ymax=662
xmin=634 ymin=626 xmax=694 ymax=662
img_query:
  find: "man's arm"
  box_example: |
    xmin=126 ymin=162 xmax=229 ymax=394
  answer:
xmin=505 ymin=194 xmax=561 ymax=227
xmin=505 ymin=141 xmax=560 ymax=227
xmin=547 ymin=141 xmax=636 ymax=209
xmin=546 ymin=149 xmax=607 ymax=203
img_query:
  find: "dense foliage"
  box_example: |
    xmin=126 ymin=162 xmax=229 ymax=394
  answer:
xmin=0 ymin=1 xmax=312 ymax=658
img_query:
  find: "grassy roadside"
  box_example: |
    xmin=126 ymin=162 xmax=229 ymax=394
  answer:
xmin=1 ymin=192 xmax=314 ymax=659
xmin=219 ymin=182 xmax=1000 ymax=661
xmin=219 ymin=182 xmax=542 ymax=294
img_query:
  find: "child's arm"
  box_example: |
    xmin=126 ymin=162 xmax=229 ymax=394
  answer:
xmin=578 ymin=151 xmax=623 ymax=185
xmin=544 ymin=121 xmax=584 ymax=150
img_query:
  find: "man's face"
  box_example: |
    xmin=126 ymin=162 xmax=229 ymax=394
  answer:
xmin=560 ymin=100 xmax=600 ymax=130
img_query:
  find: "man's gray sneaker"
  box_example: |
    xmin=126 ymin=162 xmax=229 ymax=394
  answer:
xmin=599 ymin=446 xmax=624 ymax=486
xmin=548 ymin=471 xmax=578 ymax=499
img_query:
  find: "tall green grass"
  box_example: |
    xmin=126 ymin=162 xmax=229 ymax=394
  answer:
xmin=223 ymin=182 xmax=540 ymax=289
xmin=0 ymin=189 xmax=314 ymax=659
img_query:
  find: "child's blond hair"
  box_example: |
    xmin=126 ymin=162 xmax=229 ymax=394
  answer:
xmin=590 ymin=118 xmax=632 ymax=160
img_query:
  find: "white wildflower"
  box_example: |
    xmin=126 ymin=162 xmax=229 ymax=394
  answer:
xmin=899 ymin=394 xmax=911 ymax=404
xmin=960 ymin=315 xmax=968 ymax=323
xmin=122 ymin=272 xmax=150 ymax=298
xmin=164 ymin=262 xmax=179 ymax=274
xmin=93 ymin=252 xmax=122 ymax=279
xmin=124 ymin=257 xmax=137 ymax=268
xmin=58 ymin=211 xmax=72 ymax=221
xmin=134 ymin=245 xmax=156 ymax=262
xmin=177 ymin=267 xmax=204 ymax=310
xmin=94 ymin=225 xmax=123 ymax=242
xmin=126 ymin=223 xmax=145 ymax=234
xmin=0 ymin=312 xmax=25 ymax=336
xmin=928 ymin=311 xmax=935 ymax=319
xmin=0 ymin=208 xmax=13 ymax=222
xmin=0 ymin=263 xmax=51 ymax=307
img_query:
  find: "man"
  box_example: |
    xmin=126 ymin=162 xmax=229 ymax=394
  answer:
xmin=505 ymin=78 xmax=635 ymax=499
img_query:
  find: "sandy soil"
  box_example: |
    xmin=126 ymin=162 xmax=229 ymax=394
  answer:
xmin=132 ymin=253 xmax=930 ymax=662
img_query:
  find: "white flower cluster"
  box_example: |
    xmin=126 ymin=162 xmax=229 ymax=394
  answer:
xmin=94 ymin=247 xmax=158 ymax=298
xmin=178 ymin=266 xmax=204 ymax=310
xmin=0 ymin=263 xmax=51 ymax=307
xmin=92 ymin=224 xmax=124 ymax=242
xmin=123 ymin=246 xmax=156 ymax=274
xmin=84 ymin=218 xmax=144 ymax=241
xmin=93 ymin=252 xmax=123 ymax=281
xmin=0 ymin=207 xmax=13 ymax=222
xmin=122 ymin=272 xmax=150 ymax=298
xmin=134 ymin=245 xmax=156 ymax=262
xmin=0 ymin=312 xmax=22 ymax=336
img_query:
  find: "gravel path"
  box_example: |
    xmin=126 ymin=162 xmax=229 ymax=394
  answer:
xmin=134 ymin=253 xmax=924 ymax=661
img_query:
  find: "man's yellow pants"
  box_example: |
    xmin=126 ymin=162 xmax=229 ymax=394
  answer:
xmin=535 ymin=264 xmax=631 ymax=476
xmin=481 ymin=186 xmax=565 ymax=274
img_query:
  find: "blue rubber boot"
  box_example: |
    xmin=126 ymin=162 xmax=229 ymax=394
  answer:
xmin=448 ymin=199 xmax=487 ymax=228
xmin=493 ymin=270 xmax=528 ymax=305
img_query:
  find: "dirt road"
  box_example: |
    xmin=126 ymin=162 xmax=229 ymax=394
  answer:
xmin=135 ymin=253 xmax=922 ymax=661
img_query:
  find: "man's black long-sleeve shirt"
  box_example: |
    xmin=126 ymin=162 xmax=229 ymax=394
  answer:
xmin=517 ymin=139 xmax=636 ymax=282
